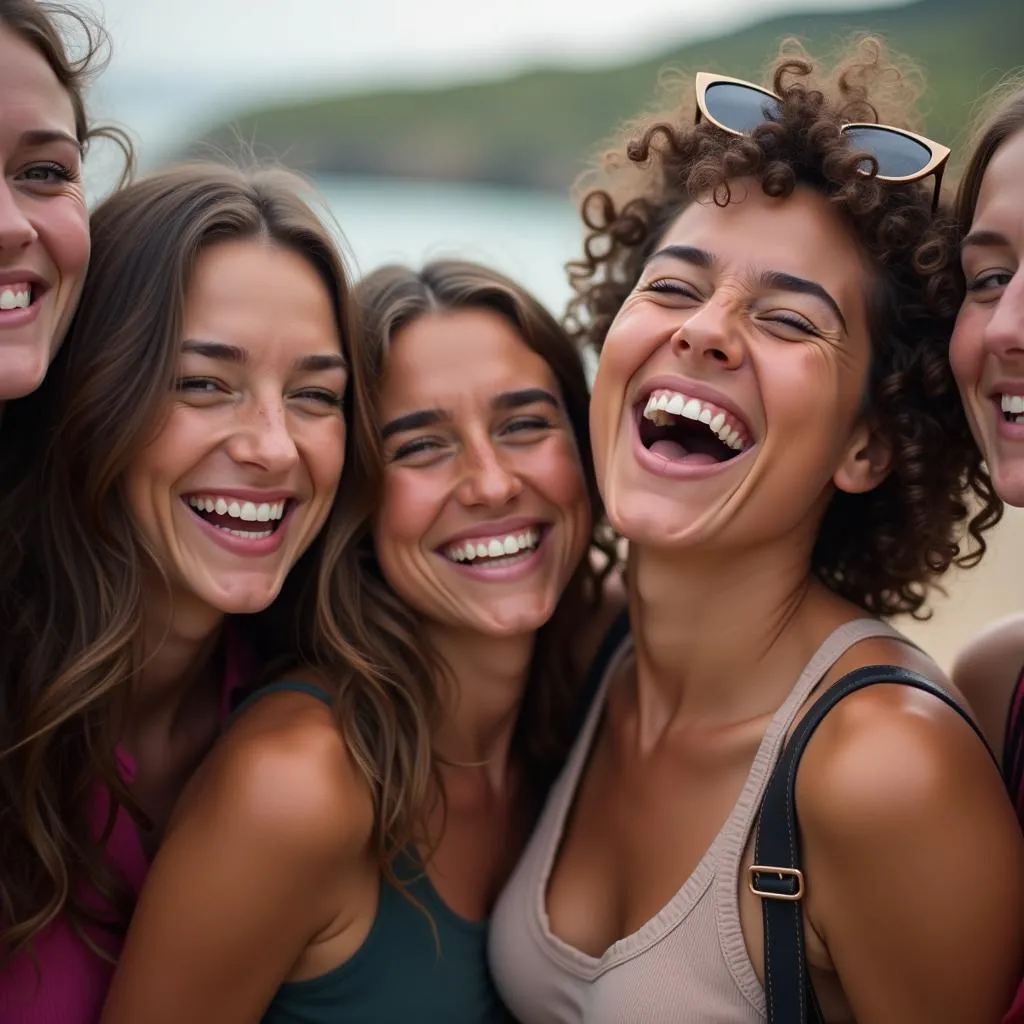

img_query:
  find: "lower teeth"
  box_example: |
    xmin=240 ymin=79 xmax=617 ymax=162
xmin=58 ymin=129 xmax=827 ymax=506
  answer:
xmin=216 ymin=525 xmax=273 ymax=540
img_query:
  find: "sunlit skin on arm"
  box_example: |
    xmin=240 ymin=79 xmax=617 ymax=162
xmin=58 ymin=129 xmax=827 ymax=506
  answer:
xmin=796 ymin=683 xmax=1024 ymax=1023
xmin=100 ymin=692 xmax=376 ymax=1024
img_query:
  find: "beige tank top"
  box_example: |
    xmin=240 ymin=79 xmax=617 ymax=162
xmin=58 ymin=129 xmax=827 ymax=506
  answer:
xmin=489 ymin=618 xmax=909 ymax=1023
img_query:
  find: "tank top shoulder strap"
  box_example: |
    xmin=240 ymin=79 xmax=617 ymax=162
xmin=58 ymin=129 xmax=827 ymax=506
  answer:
xmin=1002 ymin=664 xmax=1024 ymax=819
xmin=230 ymin=679 xmax=333 ymax=724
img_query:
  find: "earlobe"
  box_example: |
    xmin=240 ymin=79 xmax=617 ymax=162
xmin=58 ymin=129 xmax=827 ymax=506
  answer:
xmin=833 ymin=419 xmax=892 ymax=495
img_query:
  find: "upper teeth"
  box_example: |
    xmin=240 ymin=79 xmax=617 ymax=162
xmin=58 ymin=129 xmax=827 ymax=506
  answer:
xmin=0 ymin=285 xmax=31 ymax=310
xmin=642 ymin=390 xmax=748 ymax=451
xmin=1000 ymin=394 xmax=1024 ymax=415
xmin=186 ymin=495 xmax=287 ymax=521
xmin=445 ymin=528 xmax=541 ymax=563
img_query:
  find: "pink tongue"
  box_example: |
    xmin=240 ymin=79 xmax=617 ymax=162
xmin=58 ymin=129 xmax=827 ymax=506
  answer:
xmin=649 ymin=439 xmax=719 ymax=465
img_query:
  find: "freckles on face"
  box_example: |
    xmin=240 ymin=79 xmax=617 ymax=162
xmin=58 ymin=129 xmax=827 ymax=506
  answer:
xmin=123 ymin=239 xmax=348 ymax=618
xmin=950 ymin=129 xmax=1024 ymax=506
xmin=373 ymin=306 xmax=591 ymax=638
xmin=589 ymin=182 xmax=875 ymax=549
xmin=0 ymin=27 xmax=89 ymax=402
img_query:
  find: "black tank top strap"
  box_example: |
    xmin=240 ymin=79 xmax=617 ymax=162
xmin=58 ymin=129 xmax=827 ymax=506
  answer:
xmin=1001 ymin=664 xmax=1024 ymax=822
xmin=569 ymin=609 xmax=631 ymax=740
xmin=229 ymin=679 xmax=333 ymax=724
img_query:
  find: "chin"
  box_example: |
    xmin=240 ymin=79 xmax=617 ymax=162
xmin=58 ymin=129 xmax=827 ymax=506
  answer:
xmin=472 ymin=601 xmax=557 ymax=639
xmin=993 ymin=465 xmax=1024 ymax=509
xmin=200 ymin=578 xmax=286 ymax=616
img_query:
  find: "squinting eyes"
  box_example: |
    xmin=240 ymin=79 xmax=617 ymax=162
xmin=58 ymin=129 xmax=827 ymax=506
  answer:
xmin=174 ymin=377 xmax=343 ymax=407
xmin=966 ymin=270 xmax=1015 ymax=294
xmin=390 ymin=415 xmax=557 ymax=464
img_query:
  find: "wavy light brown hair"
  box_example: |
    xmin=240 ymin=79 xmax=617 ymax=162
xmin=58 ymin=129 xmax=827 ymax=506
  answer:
xmin=289 ymin=259 xmax=618 ymax=859
xmin=0 ymin=162 xmax=373 ymax=962
xmin=955 ymin=75 xmax=1024 ymax=237
xmin=568 ymin=37 xmax=1000 ymax=618
xmin=1 ymin=0 xmax=134 ymax=182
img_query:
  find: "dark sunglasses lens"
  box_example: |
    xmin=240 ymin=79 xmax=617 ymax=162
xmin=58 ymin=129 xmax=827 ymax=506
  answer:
xmin=703 ymin=82 xmax=782 ymax=133
xmin=843 ymin=127 xmax=932 ymax=178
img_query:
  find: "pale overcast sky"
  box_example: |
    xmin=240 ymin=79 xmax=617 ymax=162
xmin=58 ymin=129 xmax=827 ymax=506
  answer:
xmin=85 ymin=0 xmax=908 ymax=92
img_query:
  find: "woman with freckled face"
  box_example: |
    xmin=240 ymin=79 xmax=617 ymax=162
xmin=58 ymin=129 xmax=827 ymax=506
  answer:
xmin=98 ymin=260 xmax=622 ymax=1024
xmin=0 ymin=0 xmax=130 ymax=414
xmin=944 ymin=78 xmax=1024 ymax=1024
xmin=0 ymin=162 xmax=370 ymax=1023
xmin=488 ymin=40 xmax=1023 ymax=1024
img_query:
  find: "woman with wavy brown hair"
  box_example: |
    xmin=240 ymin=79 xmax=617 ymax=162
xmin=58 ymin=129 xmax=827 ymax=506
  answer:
xmin=945 ymin=76 xmax=1024 ymax=1024
xmin=0 ymin=0 xmax=131 ymax=412
xmin=99 ymin=259 xmax=621 ymax=1024
xmin=488 ymin=39 xmax=1022 ymax=1023
xmin=0 ymin=161 xmax=371 ymax=1022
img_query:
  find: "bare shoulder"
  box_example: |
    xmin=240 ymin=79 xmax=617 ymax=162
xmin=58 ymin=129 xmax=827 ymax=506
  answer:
xmin=952 ymin=614 xmax=1024 ymax=756
xmin=796 ymin=658 xmax=1004 ymax=839
xmin=172 ymin=678 xmax=375 ymax=866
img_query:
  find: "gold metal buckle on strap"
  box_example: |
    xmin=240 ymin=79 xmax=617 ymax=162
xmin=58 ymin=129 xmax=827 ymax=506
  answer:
xmin=747 ymin=865 xmax=805 ymax=901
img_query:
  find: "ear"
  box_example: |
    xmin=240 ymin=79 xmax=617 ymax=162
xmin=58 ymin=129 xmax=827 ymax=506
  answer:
xmin=833 ymin=416 xmax=892 ymax=495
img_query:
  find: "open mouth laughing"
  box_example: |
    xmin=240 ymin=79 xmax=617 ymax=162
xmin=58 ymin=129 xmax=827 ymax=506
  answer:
xmin=637 ymin=388 xmax=754 ymax=466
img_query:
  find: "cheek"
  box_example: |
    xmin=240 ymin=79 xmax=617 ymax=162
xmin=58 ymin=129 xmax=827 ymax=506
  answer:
xmin=40 ymin=199 xmax=91 ymax=284
xmin=376 ymin=471 xmax=441 ymax=558
xmin=949 ymin=308 xmax=985 ymax=391
xmin=308 ymin=421 xmax=347 ymax=494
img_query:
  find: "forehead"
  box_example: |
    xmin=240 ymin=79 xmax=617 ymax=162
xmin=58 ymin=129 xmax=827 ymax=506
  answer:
xmin=659 ymin=181 xmax=868 ymax=291
xmin=381 ymin=308 xmax=559 ymax=410
xmin=0 ymin=26 xmax=77 ymax=141
xmin=974 ymin=129 xmax=1024 ymax=228
xmin=183 ymin=240 xmax=341 ymax=353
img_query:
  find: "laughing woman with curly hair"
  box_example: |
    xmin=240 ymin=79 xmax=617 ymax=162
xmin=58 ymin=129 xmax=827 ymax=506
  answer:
xmin=489 ymin=39 xmax=1023 ymax=1024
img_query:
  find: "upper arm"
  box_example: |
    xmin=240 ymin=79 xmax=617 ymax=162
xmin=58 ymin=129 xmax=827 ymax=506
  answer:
xmin=799 ymin=686 xmax=1024 ymax=1024
xmin=952 ymin=614 xmax=1024 ymax=760
xmin=101 ymin=704 xmax=374 ymax=1024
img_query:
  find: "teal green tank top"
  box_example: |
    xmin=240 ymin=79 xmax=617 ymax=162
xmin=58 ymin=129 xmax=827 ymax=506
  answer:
xmin=232 ymin=681 xmax=511 ymax=1024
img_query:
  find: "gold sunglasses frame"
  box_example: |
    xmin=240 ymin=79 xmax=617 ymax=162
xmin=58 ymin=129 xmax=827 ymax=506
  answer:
xmin=693 ymin=71 xmax=950 ymax=210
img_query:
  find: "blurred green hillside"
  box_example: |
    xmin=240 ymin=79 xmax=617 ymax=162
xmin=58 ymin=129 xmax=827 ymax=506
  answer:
xmin=193 ymin=0 xmax=1023 ymax=190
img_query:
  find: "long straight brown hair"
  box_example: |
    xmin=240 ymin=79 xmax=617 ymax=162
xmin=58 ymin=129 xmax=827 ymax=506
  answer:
xmin=0 ymin=163 xmax=374 ymax=961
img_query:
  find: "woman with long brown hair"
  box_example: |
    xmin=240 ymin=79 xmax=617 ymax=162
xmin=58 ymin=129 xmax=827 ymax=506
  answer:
xmin=0 ymin=0 xmax=131 ymax=413
xmin=0 ymin=161 xmax=371 ymax=1022
xmin=99 ymin=259 xmax=621 ymax=1024
xmin=946 ymin=76 xmax=1024 ymax=1024
xmin=488 ymin=39 xmax=1022 ymax=1023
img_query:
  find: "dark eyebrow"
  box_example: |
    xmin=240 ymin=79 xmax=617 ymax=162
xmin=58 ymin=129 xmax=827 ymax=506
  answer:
xmin=644 ymin=245 xmax=714 ymax=270
xmin=297 ymin=353 xmax=347 ymax=373
xmin=182 ymin=341 xmax=347 ymax=373
xmin=759 ymin=270 xmax=848 ymax=334
xmin=962 ymin=229 xmax=1009 ymax=251
xmin=182 ymin=340 xmax=247 ymax=364
xmin=20 ymin=129 xmax=83 ymax=154
xmin=381 ymin=408 xmax=447 ymax=441
xmin=492 ymin=388 xmax=560 ymax=411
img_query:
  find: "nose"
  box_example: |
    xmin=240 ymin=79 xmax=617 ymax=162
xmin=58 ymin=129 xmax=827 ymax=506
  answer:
xmin=455 ymin=439 xmax=522 ymax=508
xmin=224 ymin=399 xmax=300 ymax=475
xmin=0 ymin=180 xmax=36 ymax=255
xmin=983 ymin=271 xmax=1024 ymax=360
xmin=670 ymin=298 xmax=744 ymax=369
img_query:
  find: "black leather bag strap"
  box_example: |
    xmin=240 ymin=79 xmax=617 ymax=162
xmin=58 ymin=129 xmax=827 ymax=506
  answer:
xmin=751 ymin=664 xmax=992 ymax=1024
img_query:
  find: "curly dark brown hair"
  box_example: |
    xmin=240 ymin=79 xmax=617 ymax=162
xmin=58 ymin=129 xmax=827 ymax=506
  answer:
xmin=566 ymin=37 xmax=1001 ymax=619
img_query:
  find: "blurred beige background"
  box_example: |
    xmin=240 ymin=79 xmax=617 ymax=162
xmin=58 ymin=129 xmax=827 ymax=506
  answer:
xmin=899 ymin=507 xmax=1023 ymax=670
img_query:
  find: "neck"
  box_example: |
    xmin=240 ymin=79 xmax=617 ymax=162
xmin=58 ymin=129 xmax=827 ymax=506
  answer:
xmin=628 ymin=533 xmax=845 ymax=746
xmin=428 ymin=623 xmax=535 ymax=792
xmin=130 ymin=585 xmax=225 ymax=740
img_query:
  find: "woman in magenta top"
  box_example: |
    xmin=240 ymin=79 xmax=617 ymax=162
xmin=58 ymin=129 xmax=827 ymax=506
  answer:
xmin=948 ymin=78 xmax=1024 ymax=1024
xmin=0 ymin=161 xmax=373 ymax=1022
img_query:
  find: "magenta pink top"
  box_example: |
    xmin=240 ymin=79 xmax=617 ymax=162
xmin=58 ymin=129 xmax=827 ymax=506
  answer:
xmin=0 ymin=636 xmax=250 ymax=1024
